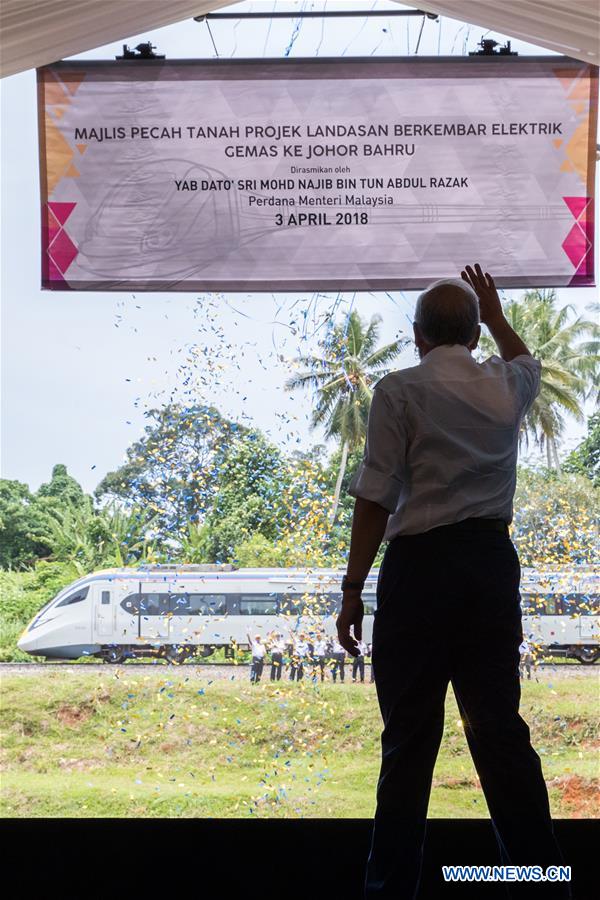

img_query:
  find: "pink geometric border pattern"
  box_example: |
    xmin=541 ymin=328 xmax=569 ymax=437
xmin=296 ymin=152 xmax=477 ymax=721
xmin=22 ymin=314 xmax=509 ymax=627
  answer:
xmin=562 ymin=197 xmax=594 ymax=286
xmin=44 ymin=201 xmax=78 ymax=283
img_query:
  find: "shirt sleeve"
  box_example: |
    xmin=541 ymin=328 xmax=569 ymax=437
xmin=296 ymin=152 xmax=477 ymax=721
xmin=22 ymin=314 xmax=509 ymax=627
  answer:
xmin=347 ymin=386 xmax=407 ymax=514
xmin=507 ymin=354 xmax=542 ymax=415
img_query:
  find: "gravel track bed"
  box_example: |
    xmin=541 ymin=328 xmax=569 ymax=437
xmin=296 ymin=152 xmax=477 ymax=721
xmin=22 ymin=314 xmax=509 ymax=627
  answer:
xmin=1 ymin=662 xmax=597 ymax=678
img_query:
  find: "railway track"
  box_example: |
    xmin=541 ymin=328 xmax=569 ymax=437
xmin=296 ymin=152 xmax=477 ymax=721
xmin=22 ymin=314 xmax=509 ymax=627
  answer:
xmin=1 ymin=661 xmax=597 ymax=676
xmin=1 ymin=662 xmax=246 ymax=673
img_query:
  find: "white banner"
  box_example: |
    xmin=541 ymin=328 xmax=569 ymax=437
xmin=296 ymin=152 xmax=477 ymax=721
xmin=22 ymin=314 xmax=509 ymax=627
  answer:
xmin=38 ymin=57 xmax=597 ymax=291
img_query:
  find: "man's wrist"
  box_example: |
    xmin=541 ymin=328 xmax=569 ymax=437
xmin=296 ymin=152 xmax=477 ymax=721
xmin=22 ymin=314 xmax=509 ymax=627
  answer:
xmin=341 ymin=575 xmax=365 ymax=592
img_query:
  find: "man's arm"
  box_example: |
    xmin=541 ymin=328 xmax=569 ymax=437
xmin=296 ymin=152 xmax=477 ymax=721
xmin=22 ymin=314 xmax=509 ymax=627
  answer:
xmin=345 ymin=496 xmax=390 ymax=585
xmin=336 ymin=496 xmax=389 ymax=657
xmin=461 ymin=263 xmax=531 ymax=361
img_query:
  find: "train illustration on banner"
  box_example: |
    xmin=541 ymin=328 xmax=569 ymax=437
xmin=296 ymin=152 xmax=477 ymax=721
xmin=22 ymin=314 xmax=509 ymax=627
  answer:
xmin=17 ymin=565 xmax=599 ymax=664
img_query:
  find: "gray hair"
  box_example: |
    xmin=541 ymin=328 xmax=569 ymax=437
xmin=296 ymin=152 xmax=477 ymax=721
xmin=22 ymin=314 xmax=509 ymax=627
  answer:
xmin=414 ymin=278 xmax=480 ymax=346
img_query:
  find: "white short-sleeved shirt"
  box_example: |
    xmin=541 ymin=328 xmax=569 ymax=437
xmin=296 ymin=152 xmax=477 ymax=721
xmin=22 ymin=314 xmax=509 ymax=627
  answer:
xmin=348 ymin=345 xmax=541 ymax=540
xmin=294 ymin=640 xmax=309 ymax=657
xmin=249 ymin=640 xmax=266 ymax=659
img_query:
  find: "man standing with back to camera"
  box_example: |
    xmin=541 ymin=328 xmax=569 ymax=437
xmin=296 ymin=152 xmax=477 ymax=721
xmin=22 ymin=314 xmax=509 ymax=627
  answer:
xmin=337 ymin=265 xmax=571 ymax=899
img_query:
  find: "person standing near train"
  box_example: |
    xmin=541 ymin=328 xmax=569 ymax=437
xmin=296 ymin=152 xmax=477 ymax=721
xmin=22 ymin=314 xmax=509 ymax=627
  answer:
xmin=269 ymin=631 xmax=286 ymax=681
xmin=312 ymin=631 xmax=329 ymax=682
xmin=336 ymin=266 xmax=571 ymax=899
xmin=289 ymin=632 xmax=309 ymax=681
xmin=352 ymin=639 xmax=368 ymax=683
xmin=367 ymin=642 xmax=375 ymax=683
xmin=246 ymin=632 xmax=266 ymax=684
xmin=519 ymin=636 xmax=535 ymax=681
xmin=330 ymin=638 xmax=346 ymax=683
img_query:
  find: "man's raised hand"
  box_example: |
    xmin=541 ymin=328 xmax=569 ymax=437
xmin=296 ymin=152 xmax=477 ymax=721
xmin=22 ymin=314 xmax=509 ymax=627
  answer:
xmin=461 ymin=263 xmax=503 ymax=327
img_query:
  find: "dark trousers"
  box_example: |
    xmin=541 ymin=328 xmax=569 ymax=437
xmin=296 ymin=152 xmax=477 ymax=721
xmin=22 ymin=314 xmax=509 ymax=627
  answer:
xmin=250 ymin=657 xmax=263 ymax=683
xmin=289 ymin=660 xmax=304 ymax=681
xmin=307 ymin=656 xmax=323 ymax=681
xmin=332 ymin=654 xmax=346 ymax=682
xmin=270 ymin=652 xmax=283 ymax=680
xmin=365 ymin=520 xmax=570 ymax=899
xmin=353 ymin=655 xmax=365 ymax=682
xmin=316 ymin=655 xmax=327 ymax=681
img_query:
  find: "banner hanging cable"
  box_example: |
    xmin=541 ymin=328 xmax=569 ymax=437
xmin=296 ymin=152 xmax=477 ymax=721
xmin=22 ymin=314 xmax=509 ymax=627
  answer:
xmin=205 ymin=19 xmax=220 ymax=58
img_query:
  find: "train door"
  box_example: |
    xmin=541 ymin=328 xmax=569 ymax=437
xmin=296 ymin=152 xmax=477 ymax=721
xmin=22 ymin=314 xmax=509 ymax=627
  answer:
xmin=94 ymin=585 xmax=116 ymax=640
xmin=578 ymin=598 xmax=599 ymax=639
xmin=520 ymin=592 xmax=548 ymax=647
xmin=537 ymin=593 xmax=563 ymax=648
xmin=138 ymin=583 xmax=171 ymax=641
xmin=579 ymin=615 xmax=598 ymax=639
xmin=576 ymin=580 xmax=599 ymax=640
xmin=165 ymin=579 xmax=198 ymax=648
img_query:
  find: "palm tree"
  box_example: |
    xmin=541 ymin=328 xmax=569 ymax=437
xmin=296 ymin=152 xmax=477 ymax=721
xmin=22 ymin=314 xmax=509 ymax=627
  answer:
xmin=285 ymin=311 xmax=408 ymax=523
xmin=478 ymin=290 xmax=600 ymax=468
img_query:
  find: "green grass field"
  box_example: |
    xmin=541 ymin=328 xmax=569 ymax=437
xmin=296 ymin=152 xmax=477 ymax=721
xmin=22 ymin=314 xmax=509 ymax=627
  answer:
xmin=1 ymin=669 xmax=597 ymax=818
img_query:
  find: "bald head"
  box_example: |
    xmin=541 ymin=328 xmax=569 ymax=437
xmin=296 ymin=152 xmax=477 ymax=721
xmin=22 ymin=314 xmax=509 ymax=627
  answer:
xmin=414 ymin=278 xmax=480 ymax=347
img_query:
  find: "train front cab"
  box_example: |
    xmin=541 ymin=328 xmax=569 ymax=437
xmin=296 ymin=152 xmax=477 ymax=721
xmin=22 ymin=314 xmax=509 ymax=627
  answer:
xmin=18 ymin=580 xmax=96 ymax=659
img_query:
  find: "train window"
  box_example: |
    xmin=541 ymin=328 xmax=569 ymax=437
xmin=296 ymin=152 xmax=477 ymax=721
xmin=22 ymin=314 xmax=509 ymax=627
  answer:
xmin=308 ymin=594 xmax=337 ymax=616
xmin=560 ymin=593 xmax=600 ymax=616
xmin=239 ymin=595 xmax=278 ymax=616
xmin=140 ymin=593 xmax=170 ymax=616
xmin=56 ymin=585 xmax=89 ymax=607
xmin=278 ymin=594 xmax=303 ymax=616
xmin=521 ymin=593 xmax=559 ymax=615
xmin=560 ymin=594 xmax=579 ymax=615
xmin=328 ymin=593 xmax=342 ymax=614
xmin=169 ymin=594 xmax=190 ymax=613
xmin=172 ymin=594 xmax=227 ymax=615
xmin=101 ymin=591 xmax=110 ymax=605
xmin=520 ymin=594 xmax=540 ymax=613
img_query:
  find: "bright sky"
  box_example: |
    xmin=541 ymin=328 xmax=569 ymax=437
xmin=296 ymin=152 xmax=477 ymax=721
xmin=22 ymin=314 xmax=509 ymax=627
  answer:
xmin=1 ymin=1 xmax=598 ymax=494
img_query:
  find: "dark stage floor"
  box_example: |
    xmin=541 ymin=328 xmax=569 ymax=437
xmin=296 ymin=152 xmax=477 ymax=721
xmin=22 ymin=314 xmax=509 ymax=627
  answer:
xmin=5 ymin=818 xmax=597 ymax=898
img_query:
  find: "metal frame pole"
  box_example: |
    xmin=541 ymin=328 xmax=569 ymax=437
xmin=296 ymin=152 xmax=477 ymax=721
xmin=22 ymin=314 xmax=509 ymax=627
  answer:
xmin=194 ymin=10 xmax=439 ymax=21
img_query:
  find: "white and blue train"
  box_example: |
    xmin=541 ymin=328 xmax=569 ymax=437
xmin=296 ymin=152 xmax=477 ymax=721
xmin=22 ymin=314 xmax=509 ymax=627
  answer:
xmin=17 ymin=564 xmax=599 ymax=664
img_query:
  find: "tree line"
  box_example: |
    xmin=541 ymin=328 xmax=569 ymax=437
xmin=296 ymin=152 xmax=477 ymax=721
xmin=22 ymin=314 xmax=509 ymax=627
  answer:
xmin=1 ymin=289 xmax=598 ymax=575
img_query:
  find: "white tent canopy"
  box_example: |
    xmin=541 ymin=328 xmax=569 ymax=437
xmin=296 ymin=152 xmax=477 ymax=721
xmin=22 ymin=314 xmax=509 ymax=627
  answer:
xmin=0 ymin=1 xmax=238 ymax=78
xmin=412 ymin=1 xmax=599 ymax=65
xmin=0 ymin=0 xmax=598 ymax=78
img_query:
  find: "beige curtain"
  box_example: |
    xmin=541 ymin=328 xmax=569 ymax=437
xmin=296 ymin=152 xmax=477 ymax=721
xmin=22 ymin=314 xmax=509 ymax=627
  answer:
xmin=0 ymin=0 xmax=238 ymax=78
xmin=402 ymin=0 xmax=599 ymax=66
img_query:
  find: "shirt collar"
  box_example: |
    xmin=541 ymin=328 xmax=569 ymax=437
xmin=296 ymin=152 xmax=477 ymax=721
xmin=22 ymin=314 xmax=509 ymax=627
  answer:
xmin=419 ymin=344 xmax=474 ymax=366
